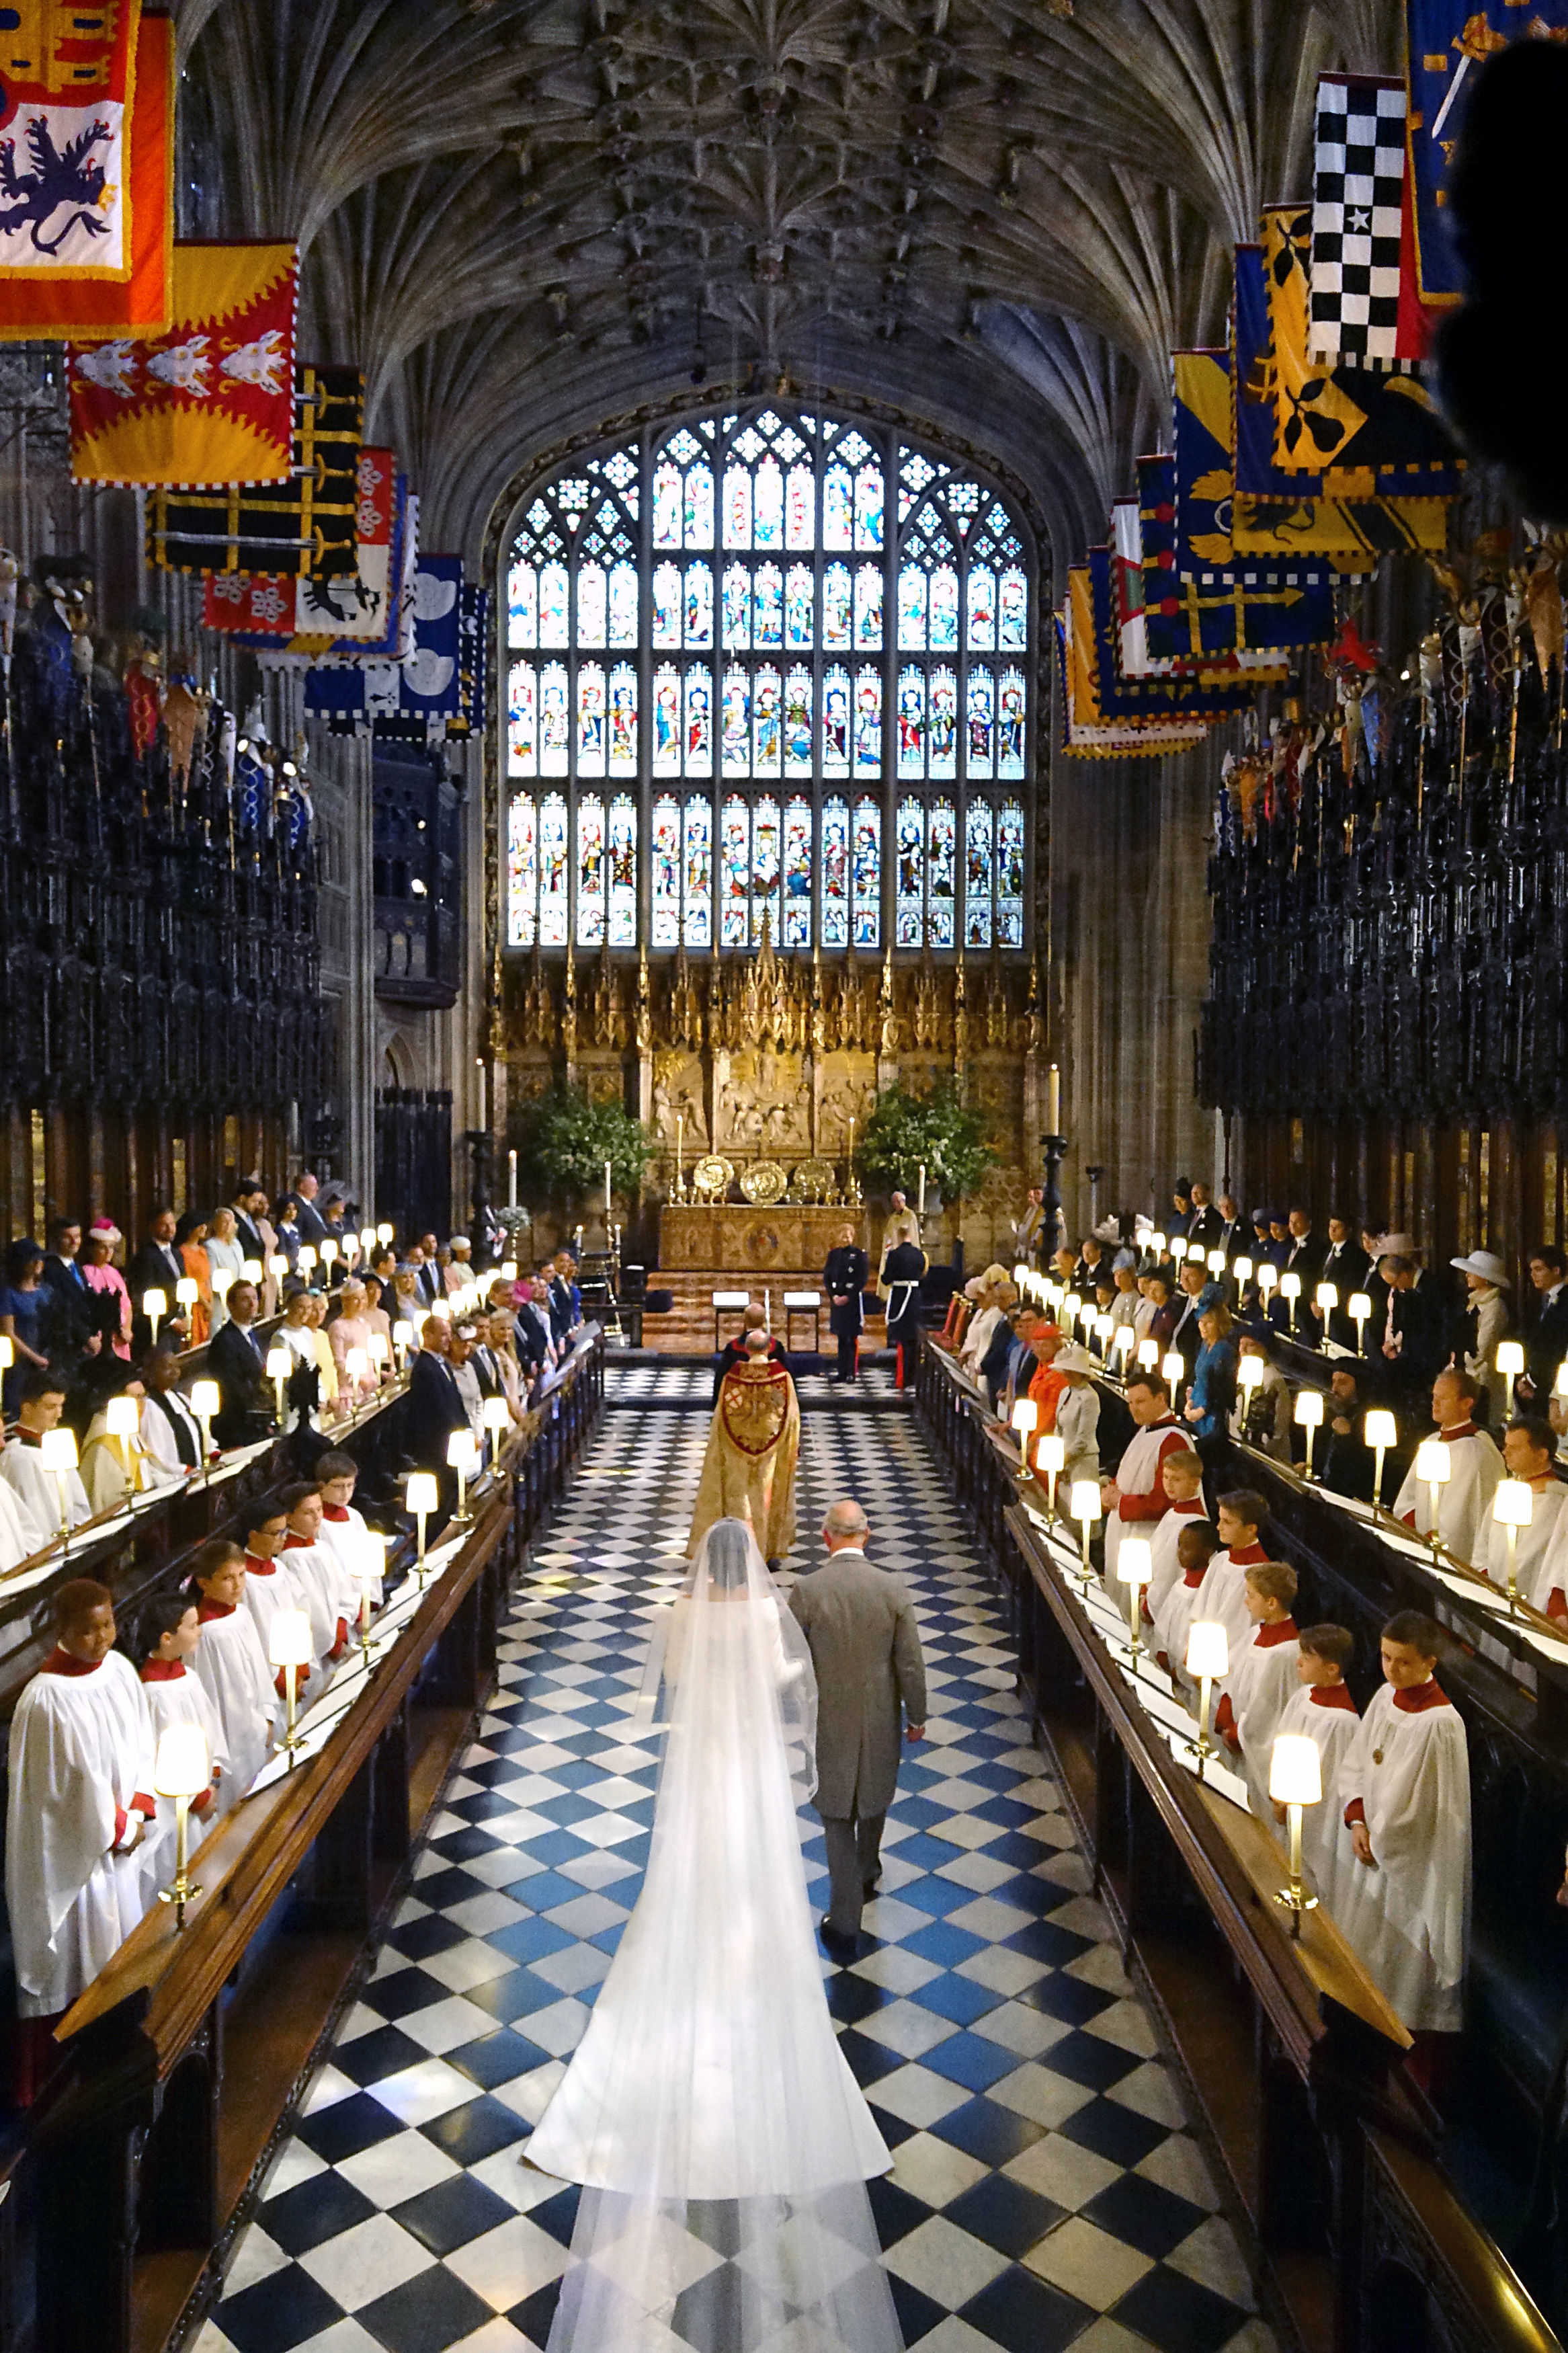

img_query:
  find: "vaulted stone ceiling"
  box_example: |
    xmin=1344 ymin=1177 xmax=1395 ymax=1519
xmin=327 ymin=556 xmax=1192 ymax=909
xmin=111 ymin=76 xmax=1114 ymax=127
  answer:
xmin=175 ymin=0 xmax=1397 ymax=564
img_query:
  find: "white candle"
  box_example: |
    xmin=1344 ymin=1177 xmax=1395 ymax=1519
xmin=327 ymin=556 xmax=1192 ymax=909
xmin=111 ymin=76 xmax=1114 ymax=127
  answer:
xmin=676 ymin=1113 xmax=683 ymax=1191
xmin=605 ymin=1159 xmax=612 ymax=1218
xmin=918 ymin=1164 xmax=926 ymax=1215
xmin=508 ymin=1148 xmax=518 ymax=1209
xmin=1048 ymin=1063 xmax=1061 ymax=1131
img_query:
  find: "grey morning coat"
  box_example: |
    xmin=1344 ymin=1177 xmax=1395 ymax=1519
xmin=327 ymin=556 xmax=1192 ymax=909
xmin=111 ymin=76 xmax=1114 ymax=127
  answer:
xmin=789 ymin=1548 xmax=928 ymax=1819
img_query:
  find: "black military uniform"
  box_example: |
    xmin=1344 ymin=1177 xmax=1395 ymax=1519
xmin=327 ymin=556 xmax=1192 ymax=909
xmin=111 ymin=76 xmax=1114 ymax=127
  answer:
xmin=825 ymin=1243 xmax=870 ymax=1384
xmin=882 ymin=1241 xmax=928 ymax=1389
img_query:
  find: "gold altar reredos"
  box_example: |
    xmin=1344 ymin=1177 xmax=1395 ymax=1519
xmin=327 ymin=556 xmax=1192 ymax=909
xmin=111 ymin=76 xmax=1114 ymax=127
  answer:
xmin=498 ymin=920 xmax=1048 ymax=1263
xmin=661 ymin=1203 xmax=871 ymax=1272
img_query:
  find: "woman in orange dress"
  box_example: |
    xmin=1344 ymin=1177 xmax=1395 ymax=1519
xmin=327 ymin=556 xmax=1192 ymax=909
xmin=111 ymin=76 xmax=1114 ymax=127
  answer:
xmin=174 ymin=1211 xmax=213 ymax=1347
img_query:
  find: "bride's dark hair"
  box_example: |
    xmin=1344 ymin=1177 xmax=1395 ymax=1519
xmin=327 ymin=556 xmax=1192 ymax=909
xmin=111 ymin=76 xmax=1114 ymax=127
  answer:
xmin=705 ymin=1519 xmax=753 ymax=1589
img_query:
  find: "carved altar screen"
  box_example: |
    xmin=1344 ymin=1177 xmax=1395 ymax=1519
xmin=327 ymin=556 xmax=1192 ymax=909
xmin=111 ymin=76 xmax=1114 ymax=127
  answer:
xmin=505 ymin=407 xmax=1034 ymax=952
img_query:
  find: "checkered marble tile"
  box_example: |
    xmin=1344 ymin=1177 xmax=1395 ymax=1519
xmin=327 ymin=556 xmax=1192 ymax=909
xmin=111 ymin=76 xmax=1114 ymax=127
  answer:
xmin=198 ymin=1371 xmax=1276 ymax=2353
xmin=610 ymin=1354 xmax=907 ymax=1408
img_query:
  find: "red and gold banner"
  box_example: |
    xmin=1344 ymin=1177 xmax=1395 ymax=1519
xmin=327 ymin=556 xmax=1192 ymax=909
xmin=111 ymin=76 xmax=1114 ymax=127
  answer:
xmin=0 ymin=9 xmax=170 ymax=340
xmin=0 ymin=0 xmax=140 ymax=280
xmin=68 ymin=239 xmax=297 ymax=483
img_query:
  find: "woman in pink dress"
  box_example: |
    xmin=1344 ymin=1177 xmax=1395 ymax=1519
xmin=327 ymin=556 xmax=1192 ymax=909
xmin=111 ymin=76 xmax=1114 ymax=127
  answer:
xmin=81 ymin=1220 xmax=132 ymax=1359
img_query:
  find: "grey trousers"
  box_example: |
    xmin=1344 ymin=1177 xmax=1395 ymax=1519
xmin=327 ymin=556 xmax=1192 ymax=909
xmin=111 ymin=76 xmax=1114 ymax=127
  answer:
xmin=820 ymin=1810 xmax=886 ymax=1936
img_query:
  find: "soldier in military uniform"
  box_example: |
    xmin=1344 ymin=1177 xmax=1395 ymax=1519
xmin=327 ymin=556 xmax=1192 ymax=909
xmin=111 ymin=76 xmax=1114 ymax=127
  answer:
xmin=882 ymin=1238 xmax=929 ymax=1390
xmin=824 ymin=1225 xmax=870 ymax=1385
xmin=876 ymin=1189 xmax=922 ymax=1299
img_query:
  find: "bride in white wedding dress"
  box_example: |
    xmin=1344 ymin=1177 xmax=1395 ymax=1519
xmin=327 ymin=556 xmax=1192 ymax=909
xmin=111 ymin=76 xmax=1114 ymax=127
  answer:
xmin=526 ymin=1517 xmax=905 ymax=2352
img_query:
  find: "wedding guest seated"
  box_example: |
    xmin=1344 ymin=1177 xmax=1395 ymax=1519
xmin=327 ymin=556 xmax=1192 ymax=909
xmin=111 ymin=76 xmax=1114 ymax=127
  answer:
xmin=1 ymin=1371 xmax=90 ymax=1534
xmin=5 ymin=1580 xmax=172 ymax=2041
xmin=1270 ymin=1624 xmax=1360 ymax=1913
xmin=1393 ymin=1367 xmax=1503 ymax=1560
xmin=1337 ymin=1611 xmax=1471 ymax=2057
xmin=133 ymin=1593 xmax=224 ymax=1840
xmin=1214 ymin=1561 xmax=1300 ymax=1819
xmin=80 ymin=1373 xmax=156 ymax=1512
xmin=1229 ymin=1332 xmax=1292 ymax=1462
xmin=186 ymin=1540 xmax=277 ymax=1806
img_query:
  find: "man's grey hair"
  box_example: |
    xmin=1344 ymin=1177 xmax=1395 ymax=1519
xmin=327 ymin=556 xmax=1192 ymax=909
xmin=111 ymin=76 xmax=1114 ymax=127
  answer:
xmin=825 ymin=1499 xmax=869 ymax=1538
xmin=745 ymin=1329 xmax=773 ymax=1354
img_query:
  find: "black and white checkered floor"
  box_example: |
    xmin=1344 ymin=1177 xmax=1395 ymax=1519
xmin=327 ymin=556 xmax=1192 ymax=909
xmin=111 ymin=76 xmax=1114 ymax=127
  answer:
xmin=198 ymin=1370 xmax=1276 ymax=2353
xmin=612 ymin=1357 xmax=907 ymax=1408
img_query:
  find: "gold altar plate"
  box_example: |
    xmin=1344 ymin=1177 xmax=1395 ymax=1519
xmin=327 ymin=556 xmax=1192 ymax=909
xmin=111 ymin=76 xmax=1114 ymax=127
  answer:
xmin=739 ymin=1160 xmax=788 ymax=1205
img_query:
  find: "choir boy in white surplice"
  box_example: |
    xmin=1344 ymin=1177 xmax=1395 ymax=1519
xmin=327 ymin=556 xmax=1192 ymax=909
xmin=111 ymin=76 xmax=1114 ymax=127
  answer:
xmin=1153 ymin=1519 xmax=1221 ymax=1684
xmin=133 ymin=1593 xmax=225 ymax=1844
xmin=315 ymin=1451 xmax=384 ymax=1609
xmin=188 ymin=1541 xmax=277 ymax=1806
xmin=1168 ymin=1491 xmax=1272 ymax=1702
xmin=1144 ymin=1451 xmax=1209 ymax=1630
xmin=1337 ymin=1612 xmax=1471 ymax=2037
xmin=239 ymin=1505 xmax=326 ymax=1706
xmin=1479 ymin=1417 xmax=1567 ymax=1604
xmin=1214 ymin=1561 xmax=1300 ymax=1820
xmin=0 ymin=1473 xmax=44 ymax=1572
xmin=277 ymin=1481 xmax=354 ymax=1669
xmin=1 ymin=1372 xmax=90 ymax=1538
xmin=1270 ymin=1625 xmax=1360 ymax=1918
xmin=1393 ymin=1369 xmax=1503 ymax=1564
xmin=1101 ymin=1372 xmax=1196 ymax=1590
xmin=5 ymin=1580 xmax=176 ymax=2020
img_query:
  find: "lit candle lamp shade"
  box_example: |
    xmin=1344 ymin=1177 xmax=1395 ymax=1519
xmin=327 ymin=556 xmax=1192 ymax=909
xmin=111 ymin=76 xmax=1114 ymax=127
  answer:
xmin=1185 ymin=1620 xmax=1229 ymax=1682
xmin=1116 ymin=1537 xmax=1153 ymax=1590
xmin=1149 ymin=1233 xmax=1167 ymax=1258
xmin=1094 ymin=1313 xmax=1114 ymax=1346
xmin=175 ymin=1277 xmax=199 ymax=1309
xmin=1036 ymin=1432 xmax=1066 ymax=1479
xmin=1208 ymin=1250 xmax=1227 ymax=1275
xmin=104 ymin=1395 xmax=138 ymax=1441
xmin=447 ymin=1429 xmax=479 ymax=1472
xmin=368 ymin=1333 xmax=388 ymax=1367
xmin=268 ymin=1254 xmax=288 ymax=1280
xmin=1414 ymin=1438 xmax=1452 ymax=1488
xmin=190 ymin=1378 xmax=220 ymax=1437
xmin=1062 ymin=1293 xmax=1081 ymax=1331
xmin=1169 ymin=1236 xmax=1188 ymax=1264
xmin=1493 ymin=1478 xmax=1534 ymax=1531
xmin=1315 ymin=1283 xmax=1337 ymax=1315
xmin=1137 ymin=1339 xmax=1159 ymax=1372
xmin=1268 ymin=1733 xmax=1323 ymax=1808
xmin=0 ymin=1337 xmax=12 ymax=1371
xmin=266 ymin=1607 xmax=313 ymax=1671
xmin=345 ymin=1347 xmax=368 ymax=1390
xmin=1349 ymin=1289 xmax=1371 ymax=1323
xmin=1257 ymin=1263 xmax=1278 ymax=1294
xmin=481 ymin=1396 xmax=511 ymax=1438
xmin=265 ymin=1345 xmax=291 ymax=1384
xmin=360 ymin=1226 xmax=378 ymax=1253
xmin=431 ymin=1300 xmax=452 ymax=1324
xmin=321 ymin=1239 xmax=338 ymax=1267
xmin=376 ymin=1222 xmax=395 ymax=1246
xmin=500 ymin=1260 xmax=518 ymax=1283
xmin=1238 ymin=1353 xmax=1264 ymax=1395
xmin=1011 ymin=1399 xmax=1039 ymax=1438
xmin=1278 ymin=1271 xmax=1301 ymax=1303
xmin=1113 ymin=1325 xmax=1135 ymax=1363
xmin=296 ymin=1245 xmax=317 ymax=1275
xmin=210 ymin=1265 xmax=235 ymax=1301
xmin=1069 ymin=1480 xmax=1102 ymax=1526
xmin=1161 ymin=1351 xmax=1184 ymax=1392
xmin=153 ymin=1720 xmax=210 ymax=1801
xmin=39 ymin=1429 xmax=77 ymax=1474
xmin=1293 ymin=1390 xmax=1323 ymax=1429
xmin=406 ymin=1472 xmax=439 ymax=1519
xmin=1233 ymin=1257 xmax=1253 ymax=1285
xmin=1014 ymin=1263 xmax=1028 ymax=1287
xmin=241 ymin=1259 xmax=263 ymax=1283
xmin=1557 ymin=1361 xmax=1568 ymax=1400
xmin=1364 ymin=1409 xmax=1397 ymax=1453
xmin=1497 ymin=1341 xmax=1525 ymax=1382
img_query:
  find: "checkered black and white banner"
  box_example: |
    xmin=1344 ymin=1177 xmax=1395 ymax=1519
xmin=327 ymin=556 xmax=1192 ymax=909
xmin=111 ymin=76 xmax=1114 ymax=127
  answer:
xmin=1309 ymin=75 xmax=1410 ymax=370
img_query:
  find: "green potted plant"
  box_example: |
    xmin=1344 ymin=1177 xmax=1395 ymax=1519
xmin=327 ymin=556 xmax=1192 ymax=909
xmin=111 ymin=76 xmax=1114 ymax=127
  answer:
xmin=518 ymin=1086 xmax=655 ymax=1212
xmin=855 ymin=1078 xmax=997 ymax=1208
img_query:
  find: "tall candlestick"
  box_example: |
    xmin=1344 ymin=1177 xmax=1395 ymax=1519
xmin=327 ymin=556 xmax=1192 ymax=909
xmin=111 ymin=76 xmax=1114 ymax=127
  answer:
xmin=1048 ymin=1063 xmax=1061 ymax=1131
xmin=917 ymin=1164 xmax=926 ymax=1216
xmin=605 ymin=1159 xmax=612 ymax=1220
xmin=507 ymin=1148 xmax=518 ymax=1209
xmin=676 ymin=1113 xmax=684 ymax=1199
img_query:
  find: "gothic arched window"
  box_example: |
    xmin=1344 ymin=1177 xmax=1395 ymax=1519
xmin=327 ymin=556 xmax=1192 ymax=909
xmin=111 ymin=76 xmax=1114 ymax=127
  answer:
xmin=504 ymin=410 xmax=1034 ymax=952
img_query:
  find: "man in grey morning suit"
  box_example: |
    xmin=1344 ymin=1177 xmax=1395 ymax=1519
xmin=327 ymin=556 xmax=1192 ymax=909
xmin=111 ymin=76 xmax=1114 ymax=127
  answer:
xmin=790 ymin=1497 xmax=927 ymax=1955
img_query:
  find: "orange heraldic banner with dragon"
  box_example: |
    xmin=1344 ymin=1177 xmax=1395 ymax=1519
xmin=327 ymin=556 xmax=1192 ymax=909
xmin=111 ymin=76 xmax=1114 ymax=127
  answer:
xmin=67 ymin=238 xmax=298 ymax=483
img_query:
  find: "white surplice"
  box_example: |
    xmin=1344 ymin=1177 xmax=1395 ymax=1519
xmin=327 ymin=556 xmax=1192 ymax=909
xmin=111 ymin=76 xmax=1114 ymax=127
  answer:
xmin=319 ymin=1503 xmax=384 ymax=1607
xmin=138 ymin=1662 xmax=225 ymax=1844
xmin=1392 ymin=1425 xmax=1503 ymax=1566
xmin=1482 ymin=1478 xmax=1565 ymax=1598
xmin=1334 ymin=1683 xmax=1471 ymax=2032
xmin=1270 ymin=1681 xmax=1362 ymax=1919
xmin=190 ymin=1603 xmax=277 ymax=1805
xmin=1 ymin=1437 xmax=89 ymax=1536
xmin=5 ymin=1650 xmax=175 ymax=2016
xmin=1104 ymin=1417 xmax=1194 ymax=1587
xmin=1221 ymin=1624 xmax=1301 ymax=1819
xmin=0 ymin=1474 xmax=44 ymax=1571
xmin=1144 ymin=1497 xmax=1207 ymax=1629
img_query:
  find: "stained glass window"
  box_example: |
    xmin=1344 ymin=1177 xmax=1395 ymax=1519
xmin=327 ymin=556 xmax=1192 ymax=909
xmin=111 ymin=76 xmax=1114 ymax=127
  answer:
xmin=504 ymin=412 xmax=1032 ymax=952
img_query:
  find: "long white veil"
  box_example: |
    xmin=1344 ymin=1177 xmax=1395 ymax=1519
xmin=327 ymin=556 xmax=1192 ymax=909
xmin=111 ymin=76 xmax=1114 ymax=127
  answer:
xmin=530 ymin=1517 xmax=904 ymax=2352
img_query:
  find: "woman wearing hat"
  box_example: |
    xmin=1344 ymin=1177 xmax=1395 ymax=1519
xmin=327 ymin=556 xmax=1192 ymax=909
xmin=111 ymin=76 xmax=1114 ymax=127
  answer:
xmin=1452 ymin=1249 xmax=1512 ymax=1402
xmin=81 ymin=1221 xmax=132 ymax=1360
xmin=1052 ymin=1344 xmax=1102 ymax=1489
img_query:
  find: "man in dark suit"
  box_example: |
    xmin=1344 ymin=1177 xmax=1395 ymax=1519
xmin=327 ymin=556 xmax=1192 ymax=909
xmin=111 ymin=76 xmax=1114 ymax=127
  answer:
xmin=1380 ymin=1251 xmax=1447 ymax=1399
xmin=1214 ymin=1193 xmax=1245 ymax=1259
xmin=1167 ymin=1263 xmax=1218 ymax=1369
xmin=230 ymin=1180 xmax=269 ymax=1271
xmin=825 ymin=1226 xmax=870 ymax=1385
xmin=128 ymin=1208 xmax=192 ymax=1353
xmin=1275 ymin=1205 xmax=1328 ymax=1341
xmin=1186 ymin=1184 xmax=1223 ymax=1254
xmin=415 ymin=1236 xmax=443 ymax=1308
xmin=1524 ymin=1246 xmax=1568 ymax=1404
xmin=208 ymin=1279 xmax=276 ymax=1448
xmin=41 ymin=1218 xmax=104 ymax=1380
xmin=286 ymin=1171 xmax=330 ymax=1246
xmin=1320 ymin=1217 xmax=1373 ymax=1349
xmin=407 ymin=1317 xmax=471 ymax=1506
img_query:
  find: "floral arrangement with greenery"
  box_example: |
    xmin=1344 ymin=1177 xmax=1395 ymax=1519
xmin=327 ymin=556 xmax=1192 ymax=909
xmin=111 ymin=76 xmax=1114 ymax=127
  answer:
xmin=517 ymin=1086 xmax=655 ymax=1205
xmin=855 ymin=1078 xmax=997 ymax=1203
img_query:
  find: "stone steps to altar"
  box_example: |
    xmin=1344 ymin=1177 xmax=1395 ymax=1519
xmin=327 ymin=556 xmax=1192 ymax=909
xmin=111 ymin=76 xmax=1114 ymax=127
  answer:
xmin=638 ymin=1265 xmax=886 ymax=1357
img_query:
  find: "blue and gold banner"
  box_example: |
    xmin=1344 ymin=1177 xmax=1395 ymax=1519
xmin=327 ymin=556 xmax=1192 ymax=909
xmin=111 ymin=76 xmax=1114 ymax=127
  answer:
xmin=1138 ymin=452 xmax=1335 ymax=663
xmin=1086 ymin=547 xmax=1256 ymax=721
xmin=1057 ymin=592 xmax=1210 ymax=760
xmin=1407 ymin=2 xmax=1568 ymax=306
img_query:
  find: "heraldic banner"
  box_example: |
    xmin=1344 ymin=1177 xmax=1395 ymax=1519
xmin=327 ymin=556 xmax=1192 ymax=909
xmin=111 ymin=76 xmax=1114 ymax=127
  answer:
xmin=67 ymin=239 xmax=297 ymax=484
xmin=0 ymin=0 xmax=140 ymax=280
xmin=0 ymin=7 xmax=170 ymax=340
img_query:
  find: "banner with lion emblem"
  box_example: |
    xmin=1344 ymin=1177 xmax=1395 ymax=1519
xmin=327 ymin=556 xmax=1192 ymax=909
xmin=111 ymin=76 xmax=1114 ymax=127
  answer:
xmin=0 ymin=0 xmax=140 ymax=279
xmin=68 ymin=240 xmax=297 ymax=483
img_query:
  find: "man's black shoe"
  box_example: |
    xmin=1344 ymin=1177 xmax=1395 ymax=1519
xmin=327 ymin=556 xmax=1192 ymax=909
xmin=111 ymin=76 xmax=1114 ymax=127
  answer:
xmin=819 ymin=1916 xmax=859 ymax=1958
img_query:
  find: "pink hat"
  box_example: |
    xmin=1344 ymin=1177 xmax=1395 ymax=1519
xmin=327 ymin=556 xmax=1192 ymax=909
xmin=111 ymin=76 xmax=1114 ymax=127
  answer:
xmin=89 ymin=1217 xmax=122 ymax=1242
